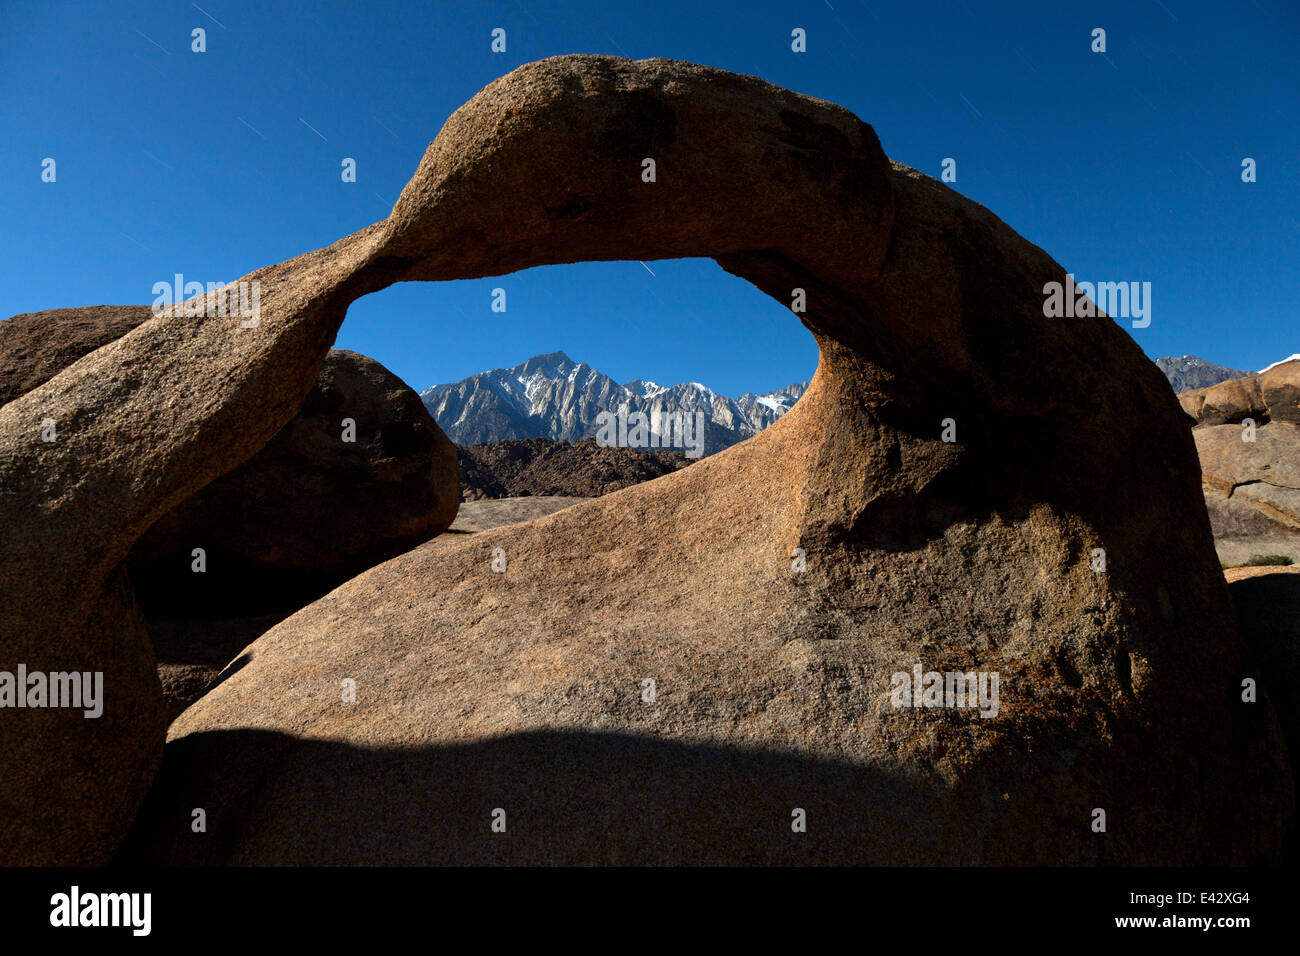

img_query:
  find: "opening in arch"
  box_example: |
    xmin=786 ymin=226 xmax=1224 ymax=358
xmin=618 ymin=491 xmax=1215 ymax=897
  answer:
xmin=114 ymin=52 xmax=901 ymax=725
xmin=337 ymin=256 xmax=818 ymax=454
xmin=131 ymin=257 xmax=817 ymax=634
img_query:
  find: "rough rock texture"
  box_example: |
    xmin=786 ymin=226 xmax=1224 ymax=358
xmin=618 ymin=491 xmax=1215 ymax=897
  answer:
xmin=0 ymin=305 xmax=154 ymax=406
xmin=458 ymin=437 xmax=691 ymax=500
xmin=0 ymin=309 xmax=462 ymax=617
xmin=129 ymin=349 xmax=460 ymax=617
xmin=3 ymin=55 xmax=1287 ymax=866
xmin=1181 ymin=361 xmax=1300 ymax=566
xmin=0 ymin=250 xmax=415 ymax=864
xmin=1 ymin=568 xmax=166 ymax=866
xmin=448 ymin=496 xmax=590 ymax=533
xmin=1179 ymin=360 xmax=1300 ymax=426
xmin=0 ymin=305 xmax=163 ymax=863
xmin=0 ymin=308 xmax=460 ymax=767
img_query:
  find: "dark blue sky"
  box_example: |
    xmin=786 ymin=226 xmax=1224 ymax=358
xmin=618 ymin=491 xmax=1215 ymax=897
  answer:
xmin=2 ymin=0 xmax=1296 ymax=395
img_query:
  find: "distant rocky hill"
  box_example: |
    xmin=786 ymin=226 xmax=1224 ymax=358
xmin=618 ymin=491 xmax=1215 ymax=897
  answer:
xmin=422 ymin=351 xmax=807 ymax=455
xmin=457 ymin=437 xmax=691 ymax=499
xmin=1156 ymin=355 xmax=1252 ymax=393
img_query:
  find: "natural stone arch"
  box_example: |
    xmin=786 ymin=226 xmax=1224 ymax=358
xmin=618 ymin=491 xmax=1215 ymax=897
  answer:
xmin=0 ymin=55 xmax=1288 ymax=864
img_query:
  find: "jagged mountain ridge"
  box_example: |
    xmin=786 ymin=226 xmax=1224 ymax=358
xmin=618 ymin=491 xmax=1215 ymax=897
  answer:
xmin=422 ymin=352 xmax=1272 ymax=441
xmin=420 ymin=351 xmax=809 ymax=454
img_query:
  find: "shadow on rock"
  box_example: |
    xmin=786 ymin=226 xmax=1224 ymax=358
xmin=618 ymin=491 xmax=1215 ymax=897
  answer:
xmin=116 ymin=725 xmax=1275 ymax=866
xmin=1229 ymin=567 xmax=1300 ymax=860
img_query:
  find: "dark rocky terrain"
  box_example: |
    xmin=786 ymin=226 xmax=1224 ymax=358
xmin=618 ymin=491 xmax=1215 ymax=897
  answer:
xmin=457 ymin=437 xmax=691 ymax=499
xmin=1226 ymin=563 xmax=1300 ymax=837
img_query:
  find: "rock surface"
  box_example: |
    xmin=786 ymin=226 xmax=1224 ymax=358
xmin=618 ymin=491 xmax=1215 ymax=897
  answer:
xmin=1179 ymin=359 xmax=1300 ymax=426
xmin=455 ymin=445 xmax=509 ymax=500
xmin=150 ymin=614 xmax=289 ymax=724
xmin=0 ymin=305 xmax=154 ymax=406
xmin=2 ymin=567 xmax=166 ymax=865
xmin=129 ymin=348 xmax=460 ymax=617
xmin=458 ymin=437 xmax=690 ymax=500
xmin=1181 ymin=361 xmax=1300 ymax=566
xmin=0 ymin=309 xmax=462 ymax=618
xmin=3 ymin=55 xmax=1287 ymax=865
xmin=0 ymin=261 xmax=436 ymax=862
xmin=0 ymin=304 xmax=163 ymax=864
xmin=448 ymin=495 xmax=590 ymax=533
xmin=0 ymin=311 xmax=460 ymax=791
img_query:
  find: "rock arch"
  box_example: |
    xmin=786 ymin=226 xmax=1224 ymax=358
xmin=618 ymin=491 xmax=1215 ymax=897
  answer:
xmin=1 ymin=55 xmax=1288 ymax=864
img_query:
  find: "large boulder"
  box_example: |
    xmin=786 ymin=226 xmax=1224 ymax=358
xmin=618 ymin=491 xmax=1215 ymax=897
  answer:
xmin=0 ymin=567 xmax=165 ymax=865
xmin=2 ymin=55 xmax=1288 ymax=866
xmin=129 ymin=348 xmax=460 ymax=618
xmin=0 ymin=308 xmax=460 ymax=616
xmin=1179 ymin=359 xmax=1300 ymax=426
xmin=1 ymin=307 xmax=461 ymax=745
xmin=1180 ymin=360 xmax=1300 ymax=566
xmin=0 ymin=305 xmax=154 ymax=406
xmin=0 ymin=327 xmax=456 ymax=857
xmin=0 ymin=305 xmax=164 ymax=864
xmin=149 ymin=615 xmax=286 ymax=725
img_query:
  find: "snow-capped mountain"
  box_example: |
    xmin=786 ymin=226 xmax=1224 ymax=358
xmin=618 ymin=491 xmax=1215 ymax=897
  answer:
xmin=1154 ymin=355 xmax=1252 ymax=393
xmin=420 ymin=351 xmax=809 ymax=454
xmin=735 ymin=382 xmax=806 ymax=418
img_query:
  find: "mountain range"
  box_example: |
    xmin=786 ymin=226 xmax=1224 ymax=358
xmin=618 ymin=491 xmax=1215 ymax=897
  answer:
xmin=1155 ymin=356 xmax=1254 ymax=393
xmin=420 ymin=351 xmax=1294 ymax=451
xmin=420 ymin=351 xmax=808 ymax=455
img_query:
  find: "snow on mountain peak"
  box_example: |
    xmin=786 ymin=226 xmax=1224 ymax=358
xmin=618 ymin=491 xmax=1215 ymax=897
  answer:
xmin=624 ymin=379 xmax=667 ymax=399
xmin=421 ymin=352 xmax=811 ymax=452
